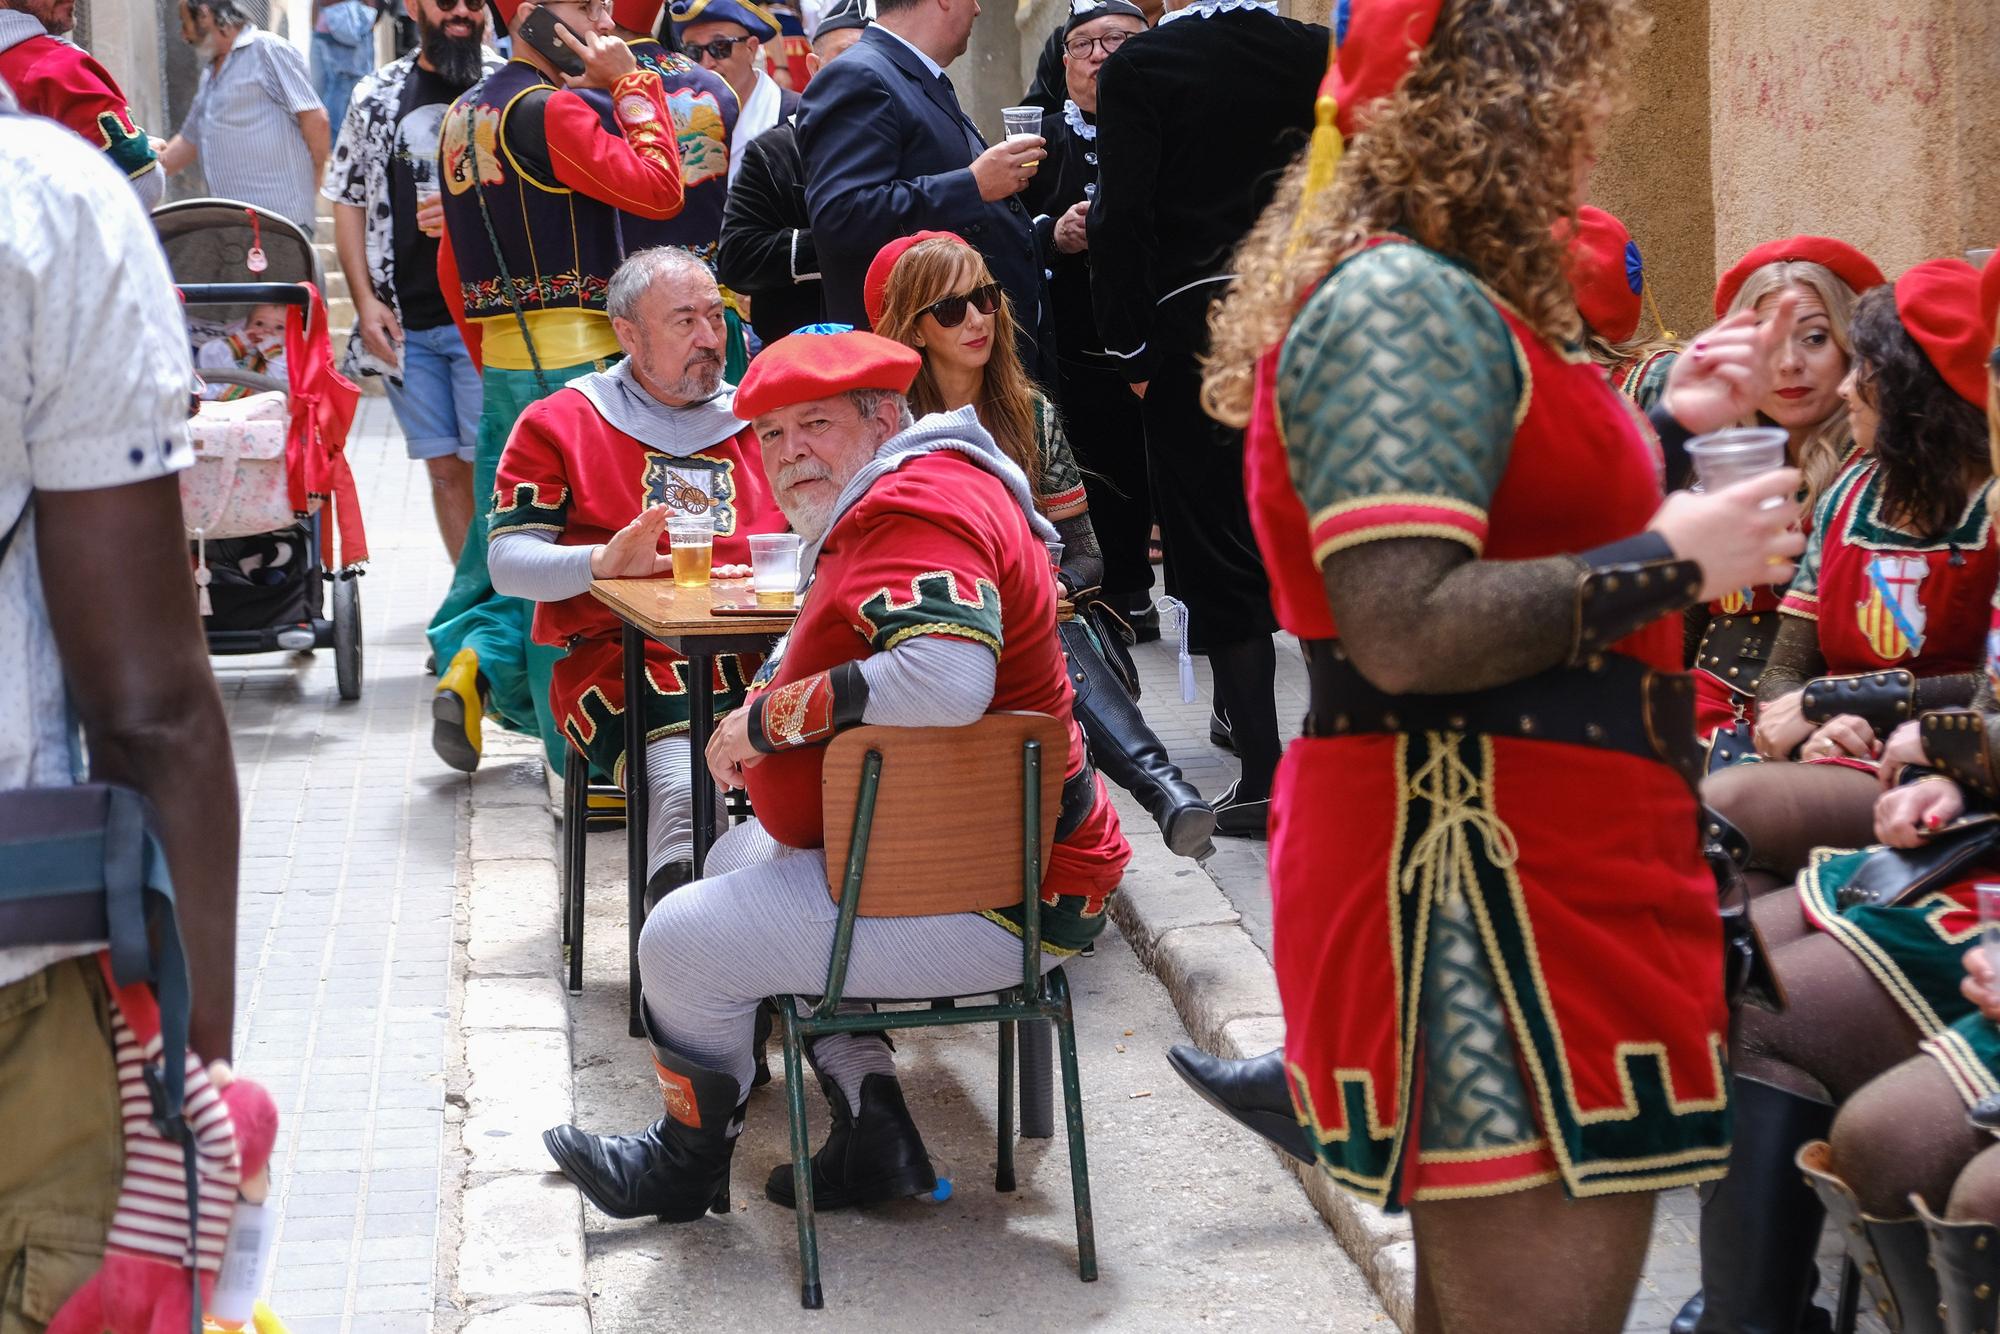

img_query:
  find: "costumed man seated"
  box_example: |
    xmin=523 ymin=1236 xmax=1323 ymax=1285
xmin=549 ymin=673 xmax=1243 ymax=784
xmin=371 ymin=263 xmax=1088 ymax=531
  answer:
xmin=541 ymin=329 xmax=1132 ymax=1218
xmin=487 ymin=246 xmax=788 ymax=897
xmin=430 ymin=0 xmax=686 ymax=776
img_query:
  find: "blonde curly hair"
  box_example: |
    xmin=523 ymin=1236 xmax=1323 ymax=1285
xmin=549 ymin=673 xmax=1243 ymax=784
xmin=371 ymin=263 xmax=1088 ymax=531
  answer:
xmin=1202 ymin=0 xmax=1649 ymax=427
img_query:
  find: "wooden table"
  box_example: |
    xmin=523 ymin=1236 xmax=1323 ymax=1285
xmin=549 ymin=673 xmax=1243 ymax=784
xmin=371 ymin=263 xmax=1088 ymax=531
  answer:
xmin=591 ymin=576 xmax=794 ymax=1033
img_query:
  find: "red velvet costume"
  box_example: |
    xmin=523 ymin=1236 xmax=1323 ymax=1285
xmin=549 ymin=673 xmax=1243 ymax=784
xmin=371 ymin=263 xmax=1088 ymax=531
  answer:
xmin=1247 ymin=238 xmax=1728 ymax=1209
xmin=0 ymin=29 xmax=158 ymax=188
xmin=490 ymin=386 xmax=788 ymax=783
xmin=741 ymin=449 xmax=1129 ymax=954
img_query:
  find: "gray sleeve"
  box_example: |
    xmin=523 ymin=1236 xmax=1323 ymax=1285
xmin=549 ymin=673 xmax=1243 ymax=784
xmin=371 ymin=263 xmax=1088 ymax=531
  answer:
xmin=857 ymin=634 xmax=997 ymax=727
xmin=488 ymin=529 xmax=596 ymax=601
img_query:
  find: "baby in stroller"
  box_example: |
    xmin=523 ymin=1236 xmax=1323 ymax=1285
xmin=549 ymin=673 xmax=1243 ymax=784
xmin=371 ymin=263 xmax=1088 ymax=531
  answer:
xmin=195 ymin=301 xmax=288 ymax=401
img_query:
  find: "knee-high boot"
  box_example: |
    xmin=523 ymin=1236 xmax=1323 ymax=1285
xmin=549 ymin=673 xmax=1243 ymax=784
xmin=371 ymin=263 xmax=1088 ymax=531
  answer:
xmin=1916 ymin=1197 xmax=2000 ymax=1334
xmin=1060 ymin=618 xmax=1215 ymax=860
xmin=1800 ymin=1141 xmax=1944 ymax=1334
xmin=542 ymin=1011 xmax=744 ymax=1222
xmin=1678 ymin=1077 xmax=1836 ymax=1334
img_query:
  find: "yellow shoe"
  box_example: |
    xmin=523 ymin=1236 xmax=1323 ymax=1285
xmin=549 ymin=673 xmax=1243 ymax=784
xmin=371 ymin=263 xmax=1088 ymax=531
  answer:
xmin=432 ymin=647 xmax=485 ymax=772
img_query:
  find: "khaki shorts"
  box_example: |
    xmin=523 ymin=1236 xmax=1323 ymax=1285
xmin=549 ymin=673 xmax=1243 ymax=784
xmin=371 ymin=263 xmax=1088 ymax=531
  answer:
xmin=0 ymin=957 xmax=122 ymax=1334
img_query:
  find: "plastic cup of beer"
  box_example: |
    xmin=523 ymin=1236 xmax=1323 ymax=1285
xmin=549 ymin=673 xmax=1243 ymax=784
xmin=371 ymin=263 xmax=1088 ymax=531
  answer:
xmin=1685 ymin=426 xmax=1789 ymax=493
xmin=748 ymin=532 xmax=803 ymax=608
xmin=1002 ymin=105 xmax=1042 ymax=141
xmin=667 ymin=514 xmax=714 ymax=588
xmin=1980 ymin=884 xmax=2000 ymax=983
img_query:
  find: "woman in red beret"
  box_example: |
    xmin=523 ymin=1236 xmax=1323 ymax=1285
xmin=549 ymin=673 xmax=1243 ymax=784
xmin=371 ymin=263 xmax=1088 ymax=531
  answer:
xmin=1566 ymin=205 xmax=1680 ymax=412
xmin=1688 ymin=238 xmax=1882 ymax=759
xmin=1200 ymin=0 xmax=1810 ymax=1325
xmin=869 ymin=232 xmax=1219 ymax=858
xmin=1672 ymin=257 xmax=1999 ymax=1333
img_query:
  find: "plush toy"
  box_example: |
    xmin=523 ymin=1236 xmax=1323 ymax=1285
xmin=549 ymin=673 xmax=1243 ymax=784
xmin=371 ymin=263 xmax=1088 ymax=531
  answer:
xmin=45 ymin=958 xmax=280 ymax=1334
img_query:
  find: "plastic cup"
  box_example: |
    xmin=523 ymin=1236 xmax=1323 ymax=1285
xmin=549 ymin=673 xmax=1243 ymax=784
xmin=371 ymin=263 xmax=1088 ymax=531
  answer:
xmin=667 ymin=514 xmax=714 ymax=588
xmin=1685 ymin=426 xmax=1789 ymax=493
xmin=1002 ymin=105 xmax=1041 ymax=141
xmin=748 ymin=532 xmax=803 ymax=608
xmin=1980 ymin=883 xmax=2000 ymax=982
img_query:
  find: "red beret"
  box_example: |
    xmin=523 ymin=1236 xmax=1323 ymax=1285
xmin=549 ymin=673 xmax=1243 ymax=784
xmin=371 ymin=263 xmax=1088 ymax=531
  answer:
xmin=1980 ymin=252 xmax=2000 ymax=367
xmin=613 ymin=0 xmax=662 ymax=31
xmin=1894 ymin=258 xmax=1988 ymax=409
xmin=1564 ymin=206 xmax=1643 ymax=344
xmin=1325 ymin=0 xmax=1444 ymax=137
xmin=492 ymin=0 xmax=533 ymax=24
xmin=733 ymin=331 xmax=923 ymax=420
xmin=1713 ymin=235 xmax=1885 ymax=318
xmin=862 ymin=231 xmax=967 ymax=327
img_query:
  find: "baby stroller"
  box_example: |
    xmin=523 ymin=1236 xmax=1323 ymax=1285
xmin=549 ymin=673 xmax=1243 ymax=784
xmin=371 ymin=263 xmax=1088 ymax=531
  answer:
xmin=153 ymin=199 xmax=370 ymax=700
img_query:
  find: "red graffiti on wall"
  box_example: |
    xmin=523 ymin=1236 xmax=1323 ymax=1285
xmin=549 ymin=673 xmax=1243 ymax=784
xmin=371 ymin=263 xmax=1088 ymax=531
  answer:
xmin=1717 ymin=16 xmax=1946 ymax=135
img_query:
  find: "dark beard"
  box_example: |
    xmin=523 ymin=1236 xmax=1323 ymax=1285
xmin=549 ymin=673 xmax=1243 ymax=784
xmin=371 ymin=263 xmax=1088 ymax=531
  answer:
xmin=419 ymin=19 xmax=486 ymax=88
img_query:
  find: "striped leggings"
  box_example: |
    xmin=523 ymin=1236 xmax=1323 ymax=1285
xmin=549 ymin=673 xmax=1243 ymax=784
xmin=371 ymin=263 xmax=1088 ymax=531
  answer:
xmin=637 ymin=818 xmax=1055 ymax=1105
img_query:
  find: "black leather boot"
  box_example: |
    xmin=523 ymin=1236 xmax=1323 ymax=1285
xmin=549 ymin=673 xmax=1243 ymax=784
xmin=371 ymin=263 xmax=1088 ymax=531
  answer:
xmin=1211 ymin=780 xmax=1270 ymax=841
xmin=1917 ymin=1196 xmax=2000 ymax=1334
xmin=1682 ymin=1077 xmax=1837 ymax=1334
xmin=1063 ymin=620 xmax=1215 ymax=860
xmin=643 ymin=859 xmax=694 ymax=917
xmin=765 ymin=1071 xmax=938 ymax=1209
xmin=543 ymin=1027 xmax=744 ymax=1222
xmin=1800 ymin=1141 xmax=1944 ymax=1334
xmin=1166 ymin=1045 xmax=1313 ymax=1163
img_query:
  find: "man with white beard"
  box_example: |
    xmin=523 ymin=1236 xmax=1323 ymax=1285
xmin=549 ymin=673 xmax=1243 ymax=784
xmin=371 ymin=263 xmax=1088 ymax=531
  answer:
xmin=486 ymin=247 xmax=789 ymax=910
xmin=541 ymin=326 xmax=1130 ymax=1236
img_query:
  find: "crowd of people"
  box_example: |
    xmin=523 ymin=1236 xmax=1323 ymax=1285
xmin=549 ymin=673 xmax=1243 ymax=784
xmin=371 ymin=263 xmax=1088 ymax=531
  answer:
xmin=8 ymin=0 xmax=2000 ymax=1328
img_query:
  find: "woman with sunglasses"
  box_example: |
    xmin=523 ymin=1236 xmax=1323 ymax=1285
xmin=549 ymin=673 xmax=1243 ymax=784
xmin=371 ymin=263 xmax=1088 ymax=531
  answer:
xmin=865 ymin=231 xmax=1217 ymax=859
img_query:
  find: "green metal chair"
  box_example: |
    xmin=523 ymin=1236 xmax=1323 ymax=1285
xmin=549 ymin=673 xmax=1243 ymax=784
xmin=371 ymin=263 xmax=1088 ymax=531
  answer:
xmin=774 ymin=712 xmax=1099 ymax=1309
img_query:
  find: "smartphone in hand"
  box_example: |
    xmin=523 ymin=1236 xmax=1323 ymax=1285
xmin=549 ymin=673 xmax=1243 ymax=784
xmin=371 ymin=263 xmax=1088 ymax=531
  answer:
xmin=516 ymin=4 xmax=586 ymax=77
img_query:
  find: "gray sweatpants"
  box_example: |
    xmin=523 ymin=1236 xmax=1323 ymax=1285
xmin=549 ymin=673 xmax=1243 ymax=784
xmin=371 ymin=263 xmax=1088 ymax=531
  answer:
xmin=637 ymin=817 xmax=1055 ymax=1104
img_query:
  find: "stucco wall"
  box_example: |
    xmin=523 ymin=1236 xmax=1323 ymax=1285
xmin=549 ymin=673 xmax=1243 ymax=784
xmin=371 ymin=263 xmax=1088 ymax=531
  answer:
xmin=1709 ymin=0 xmax=1999 ymax=282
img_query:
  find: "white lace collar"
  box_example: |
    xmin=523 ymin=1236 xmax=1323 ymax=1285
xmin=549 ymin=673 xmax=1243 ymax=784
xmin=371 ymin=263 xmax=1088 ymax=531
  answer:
xmin=1158 ymin=0 xmax=1276 ymax=23
xmin=1061 ymin=100 xmax=1095 ymax=141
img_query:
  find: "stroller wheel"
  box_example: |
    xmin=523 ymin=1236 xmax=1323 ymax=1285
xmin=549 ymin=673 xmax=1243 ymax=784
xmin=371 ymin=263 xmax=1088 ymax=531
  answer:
xmin=334 ymin=573 xmax=364 ymax=701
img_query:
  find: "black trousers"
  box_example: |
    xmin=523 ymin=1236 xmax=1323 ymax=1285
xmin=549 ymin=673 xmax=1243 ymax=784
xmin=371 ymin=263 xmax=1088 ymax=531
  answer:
xmin=1054 ymin=354 xmax=1154 ymax=604
xmin=1141 ymin=299 xmax=1276 ymax=654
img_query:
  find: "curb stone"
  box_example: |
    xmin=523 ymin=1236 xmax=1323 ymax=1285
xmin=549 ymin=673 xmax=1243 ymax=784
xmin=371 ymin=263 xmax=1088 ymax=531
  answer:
xmin=1103 ymin=787 xmax=1416 ymax=1331
xmin=447 ymin=731 xmax=591 ymax=1330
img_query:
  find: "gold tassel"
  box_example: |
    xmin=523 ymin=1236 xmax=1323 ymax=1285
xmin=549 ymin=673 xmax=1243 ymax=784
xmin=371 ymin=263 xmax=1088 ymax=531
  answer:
xmin=1284 ymin=94 xmax=1342 ymax=260
xmin=1644 ymin=283 xmax=1677 ymax=343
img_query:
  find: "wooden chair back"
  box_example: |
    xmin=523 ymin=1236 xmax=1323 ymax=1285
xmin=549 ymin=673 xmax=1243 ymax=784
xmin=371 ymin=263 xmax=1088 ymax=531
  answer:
xmin=820 ymin=712 xmax=1066 ymax=918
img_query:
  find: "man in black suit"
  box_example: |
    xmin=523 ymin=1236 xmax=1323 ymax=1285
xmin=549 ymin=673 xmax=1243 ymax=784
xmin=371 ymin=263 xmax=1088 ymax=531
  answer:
xmin=794 ymin=0 xmax=1052 ymax=374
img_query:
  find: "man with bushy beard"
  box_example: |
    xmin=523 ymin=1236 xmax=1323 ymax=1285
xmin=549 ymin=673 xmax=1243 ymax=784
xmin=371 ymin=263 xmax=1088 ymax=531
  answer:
xmin=325 ymin=0 xmax=501 ymax=563
xmin=485 ymin=247 xmax=788 ymax=909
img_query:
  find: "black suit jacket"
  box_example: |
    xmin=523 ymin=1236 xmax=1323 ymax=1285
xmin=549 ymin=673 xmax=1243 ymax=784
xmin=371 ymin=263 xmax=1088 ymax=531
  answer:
xmin=716 ymin=119 xmax=823 ymax=344
xmin=795 ymin=26 xmax=1048 ymax=373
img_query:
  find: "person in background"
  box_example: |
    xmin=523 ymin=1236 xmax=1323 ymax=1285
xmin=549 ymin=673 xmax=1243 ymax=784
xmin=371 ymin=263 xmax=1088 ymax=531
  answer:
xmin=714 ymin=0 xmax=865 ymax=345
xmin=428 ymin=0 xmax=685 ymax=774
xmin=0 ymin=100 xmax=242 ymax=1332
xmin=613 ymin=0 xmax=737 ymax=267
xmin=1567 ymin=205 xmax=1678 ymax=413
xmin=1017 ymin=0 xmax=1158 ymax=111
xmin=311 ymin=0 xmax=378 ymax=142
xmin=159 ymin=0 xmax=330 ymax=236
xmin=1087 ymin=0 xmax=1325 ymax=840
xmin=324 ymin=0 xmax=500 ymax=563
xmin=1021 ymin=0 xmax=1154 ymax=635
xmin=668 ymin=0 xmax=793 ymax=185
xmin=0 ymin=0 xmax=162 ymax=204
xmin=759 ymin=0 xmax=811 ymax=90
xmin=795 ymin=0 xmax=1052 ymax=377
xmin=869 ymin=230 xmax=1215 ymax=858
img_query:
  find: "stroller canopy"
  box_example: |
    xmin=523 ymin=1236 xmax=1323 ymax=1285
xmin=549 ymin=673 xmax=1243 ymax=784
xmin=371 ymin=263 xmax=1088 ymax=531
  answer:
xmin=152 ymin=199 xmax=323 ymax=321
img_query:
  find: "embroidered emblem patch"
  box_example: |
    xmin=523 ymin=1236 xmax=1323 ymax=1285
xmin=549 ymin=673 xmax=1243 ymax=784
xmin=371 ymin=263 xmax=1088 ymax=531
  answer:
xmin=618 ymin=93 xmax=657 ymax=123
xmin=643 ymin=453 xmax=737 ymax=533
xmin=655 ymin=1061 xmax=700 ymax=1127
xmin=762 ymin=672 xmax=835 ymax=748
xmin=1856 ymin=554 xmax=1928 ymax=662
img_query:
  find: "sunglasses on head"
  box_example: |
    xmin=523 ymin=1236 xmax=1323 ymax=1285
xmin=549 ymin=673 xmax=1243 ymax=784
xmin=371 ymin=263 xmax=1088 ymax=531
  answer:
xmin=687 ymin=34 xmax=752 ymax=58
xmin=922 ymin=282 xmax=1002 ymax=329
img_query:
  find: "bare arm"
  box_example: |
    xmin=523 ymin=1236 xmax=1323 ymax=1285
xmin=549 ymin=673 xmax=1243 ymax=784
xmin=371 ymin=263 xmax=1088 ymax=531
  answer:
xmin=38 ymin=479 xmax=239 ymax=1061
xmin=299 ymin=107 xmax=331 ymax=187
xmin=158 ymin=134 xmax=197 ymax=174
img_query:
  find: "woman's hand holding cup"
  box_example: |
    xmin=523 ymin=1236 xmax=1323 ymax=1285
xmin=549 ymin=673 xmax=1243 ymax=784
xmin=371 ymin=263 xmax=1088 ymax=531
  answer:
xmin=1647 ymin=468 xmax=1805 ymax=603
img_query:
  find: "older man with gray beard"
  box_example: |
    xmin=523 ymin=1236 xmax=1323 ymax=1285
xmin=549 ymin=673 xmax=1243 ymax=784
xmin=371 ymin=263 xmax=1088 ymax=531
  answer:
xmin=486 ymin=247 xmax=790 ymax=905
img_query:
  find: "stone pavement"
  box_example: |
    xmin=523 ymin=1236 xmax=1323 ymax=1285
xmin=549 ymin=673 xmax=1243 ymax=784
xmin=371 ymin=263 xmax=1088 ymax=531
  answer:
xmin=1122 ymin=623 xmax=1881 ymax=1333
xmin=220 ymin=394 xmax=462 ymax=1332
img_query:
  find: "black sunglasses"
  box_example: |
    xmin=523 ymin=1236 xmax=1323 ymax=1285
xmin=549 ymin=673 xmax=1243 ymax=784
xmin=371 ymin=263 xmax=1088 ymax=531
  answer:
xmin=432 ymin=0 xmax=478 ymax=11
xmin=686 ymin=34 xmax=752 ymax=59
xmin=922 ymin=282 xmax=1002 ymax=329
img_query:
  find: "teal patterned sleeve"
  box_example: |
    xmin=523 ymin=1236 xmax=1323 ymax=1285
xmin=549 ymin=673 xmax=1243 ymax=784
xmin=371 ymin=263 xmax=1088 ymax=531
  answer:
xmin=1275 ymin=243 xmax=1525 ymax=566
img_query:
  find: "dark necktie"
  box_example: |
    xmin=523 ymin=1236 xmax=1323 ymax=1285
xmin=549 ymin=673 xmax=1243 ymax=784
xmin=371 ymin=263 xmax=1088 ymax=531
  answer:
xmin=935 ymin=69 xmax=985 ymax=151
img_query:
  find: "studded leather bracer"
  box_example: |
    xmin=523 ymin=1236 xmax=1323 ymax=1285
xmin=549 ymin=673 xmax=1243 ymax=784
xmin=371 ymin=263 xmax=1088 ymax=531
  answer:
xmin=1922 ymin=694 xmax=2000 ymax=800
xmin=746 ymin=660 xmax=869 ymax=753
xmin=1570 ymin=533 xmax=1704 ymax=665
